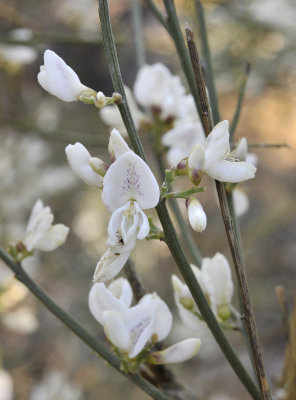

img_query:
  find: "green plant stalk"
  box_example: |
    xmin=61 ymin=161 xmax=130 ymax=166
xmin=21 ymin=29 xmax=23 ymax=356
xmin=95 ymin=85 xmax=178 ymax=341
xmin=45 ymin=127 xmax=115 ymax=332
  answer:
xmin=143 ymin=0 xmax=169 ymax=31
xmin=230 ymin=62 xmax=251 ymax=140
xmin=97 ymin=1 xmax=260 ymax=398
xmin=0 ymin=248 xmax=169 ymax=400
xmin=195 ymin=0 xmax=220 ymax=124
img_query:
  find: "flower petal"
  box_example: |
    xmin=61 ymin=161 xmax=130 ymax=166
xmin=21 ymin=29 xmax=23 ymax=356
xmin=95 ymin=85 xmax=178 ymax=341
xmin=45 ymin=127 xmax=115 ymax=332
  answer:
xmin=65 ymin=142 xmax=103 ymax=188
xmin=108 ymin=278 xmax=133 ymax=308
xmin=233 ymin=189 xmax=250 ymax=217
xmin=102 ymin=152 xmax=159 ymax=211
xmin=102 ymin=311 xmax=131 ymax=353
xmin=148 ymin=338 xmax=201 ymax=364
xmin=204 ymin=159 xmax=256 ymax=183
xmin=187 ymin=198 xmax=207 ymax=233
xmin=204 ymin=120 xmax=230 ymax=168
xmin=34 ymin=224 xmax=69 ymax=251
xmin=108 ymin=129 xmax=130 ymax=160
xmin=93 ymin=249 xmax=130 ymax=283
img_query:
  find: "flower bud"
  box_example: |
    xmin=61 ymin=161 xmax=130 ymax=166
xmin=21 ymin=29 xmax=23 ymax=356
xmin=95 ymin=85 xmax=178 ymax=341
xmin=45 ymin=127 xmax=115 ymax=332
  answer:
xmin=95 ymin=91 xmax=107 ymax=108
xmin=217 ymin=304 xmax=231 ymax=321
xmin=187 ymin=198 xmax=207 ymax=233
xmin=89 ymin=157 xmax=107 ymax=177
xmin=188 ymin=143 xmax=205 ymax=185
xmin=108 ymin=129 xmax=130 ymax=161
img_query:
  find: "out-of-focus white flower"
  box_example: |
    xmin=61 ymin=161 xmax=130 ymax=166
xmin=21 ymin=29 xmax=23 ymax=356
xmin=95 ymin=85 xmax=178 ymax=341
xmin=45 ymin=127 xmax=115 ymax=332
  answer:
xmin=102 ymin=151 xmax=159 ymax=212
xmin=162 ymin=121 xmax=205 ymax=166
xmin=0 ymin=46 xmax=37 ymax=65
xmin=65 ymin=142 xmax=105 ymax=188
xmin=233 ymin=188 xmax=250 ymax=217
xmin=134 ymin=63 xmax=186 ymax=120
xmin=0 ymin=369 xmax=13 ymax=400
xmin=29 ymin=370 xmax=82 ymax=400
xmin=188 ymin=121 xmax=257 ymax=183
xmin=100 ymin=86 xmax=147 ymax=136
xmin=108 ymin=128 xmax=130 ymax=161
xmin=102 ymin=293 xmax=172 ymax=358
xmin=37 ymin=50 xmax=93 ymax=102
xmin=172 ymin=253 xmax=234 ymax=327
xmin=187 ymin=198 xmax=207 ymax=233
xmin=148 ymin=338 xmax=201 ymax=364
xmin=88 ymin=278 xmax=133 ymax=324
xmin=22 ymin=200 xmax=69 ymax=252
xmin=2 ymin=306 xmax=39 ymax=334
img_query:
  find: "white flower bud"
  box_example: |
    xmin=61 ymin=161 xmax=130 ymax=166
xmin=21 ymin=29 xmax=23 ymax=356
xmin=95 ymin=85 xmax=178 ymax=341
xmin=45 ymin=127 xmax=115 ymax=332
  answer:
xmin=37 ymin=50 xmax=90 ymax=102
xmin=108 ymin=129 xmax=130 ymax=161
xmin=187 ymin=198 xmax=207 ymax=233
xmin=95 ymin=91 xmax=107 ymax=108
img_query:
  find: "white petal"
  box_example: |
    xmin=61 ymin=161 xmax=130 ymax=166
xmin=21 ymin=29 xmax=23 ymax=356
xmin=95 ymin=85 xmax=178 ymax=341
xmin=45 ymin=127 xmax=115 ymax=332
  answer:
xmin=231 ymin=137 xmax=248 ymax=160
xmin=33 ymin=224 xmax=69 ymax=251
xmin=149 ymin=338 xmax=201 ymax=364
xmin=38 ymin=50 xmax=87 ymax=102
xmin=0 ymin=369 xmax=13 ymax=400
xmin=102 ymin=152 xmax=159 ymax=211
xmin=162 ymin=121 xmax=204 ymax=148
xmin=25 ymin=200 xmax=49 ymax=233
xmin=205 ymin=159 xmax=256 ymax=183
xmin=233 ymin=189 xmax=250 ymax=217
xmin=108 ymin=278 xmax=133 ymax=308
xmin=139 ymin=294 xmax=172 ymax=341
xmin=93 ymin=249 xmax=130 ymax=283
xmin=188 ymin=143 xmax=205 ymax=184
xmin=124 ymin=303 xmax=156 ymax=358
xmin=133 ymin=202 xmax=149 ymax=239
xmin=65 ymin=143 xmax=103 ymax=188
xmin=108 ymin=129 xmax=130 ymax=160
xmin=88 ymin=282 xmax=129 ymax=325
xmin=202 ymin=253 xmax=234 ymax=306
xmin=204 ymin=120 xmax=230 ymax=168
xmin=187 ymin=198 xmax=207 ymax=233
xmin=102 ymin=311 xmax=131 ymax=353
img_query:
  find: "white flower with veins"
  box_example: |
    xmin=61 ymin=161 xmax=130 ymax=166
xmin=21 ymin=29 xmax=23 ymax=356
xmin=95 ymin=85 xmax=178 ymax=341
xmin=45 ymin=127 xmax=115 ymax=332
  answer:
xmin=188 ymin=121 xmax=257 ymax=183
xmin=22 ymin=200 xmax=69 ymax=252
xmin=38 ymin=49 xmax=95 ymax=102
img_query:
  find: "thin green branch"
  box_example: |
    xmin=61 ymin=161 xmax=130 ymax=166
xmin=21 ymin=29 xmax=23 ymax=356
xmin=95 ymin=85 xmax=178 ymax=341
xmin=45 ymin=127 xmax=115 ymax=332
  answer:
xmin=131 ymin=0 xmax=146 ymax=69
xmin=0 ymin=248 xmax=169 ymax=400
xmin=194 ymin=0 xmax=220 ymax=124
xmin=185 ymin=25 xmax=272 ymax=400
xmin=97 ymin=1 xmax=260 ymax=398
xmin=230 ymin=62 xmax=251 ymax=140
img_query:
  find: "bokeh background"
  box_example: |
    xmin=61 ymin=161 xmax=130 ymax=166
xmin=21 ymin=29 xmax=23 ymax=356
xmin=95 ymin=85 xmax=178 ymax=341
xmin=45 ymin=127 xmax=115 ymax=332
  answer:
xmin=0 ymin=0 xmax=295 ymax=399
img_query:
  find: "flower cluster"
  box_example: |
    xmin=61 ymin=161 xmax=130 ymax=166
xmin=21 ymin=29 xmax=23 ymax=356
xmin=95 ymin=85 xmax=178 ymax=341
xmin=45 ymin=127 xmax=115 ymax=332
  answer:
xmin=89 ymin=278 xmax=201 ymax=366
xmin=65 ymin=129 xmax=159 ymax=282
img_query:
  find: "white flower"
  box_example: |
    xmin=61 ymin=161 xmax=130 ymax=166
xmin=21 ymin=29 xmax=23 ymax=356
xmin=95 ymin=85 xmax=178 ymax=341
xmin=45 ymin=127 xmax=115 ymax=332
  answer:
xmin=172 ymin=253 xmax=234 ymax=328
xmin=134 ymin=63 xmax=186 ymax=120
xmin=100 ymin=86 xmax=147 ymax=136
xmin=102 ymin=294 xmax=172 ymax=358
xmin=65 ymin=142 xmax=104 ymax=188
xmin=148 ymin=338 xmax=201 ymax=364
xmin=188 ymin=121 xmax=257 ymax=183
xmin=187 ymin=198 xmax=207 ymax=232
xmin=102 ymin=151 xmax=159 ymax=212
xmin=37 ymin=50 xmax=90 ymax=102
xmin=0 ymin=369 xmax=13 ymax=400
xmin=162 ymin=121 xmax=205 ymax=166
xmin=231 ymin=137 xmax=258 ymax=167
xmin=233 ymin=188 xmax=250 ymax=217
xmin=22 ymin=200 xmax=69 ymax=252
xmin=88 ymin=278 xmax=133 ymax=324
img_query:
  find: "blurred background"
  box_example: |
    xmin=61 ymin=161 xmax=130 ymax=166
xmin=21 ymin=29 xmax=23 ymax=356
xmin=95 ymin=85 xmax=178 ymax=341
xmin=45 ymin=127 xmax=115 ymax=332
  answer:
xmin=0 ymin=0 xmax=295 ymax=399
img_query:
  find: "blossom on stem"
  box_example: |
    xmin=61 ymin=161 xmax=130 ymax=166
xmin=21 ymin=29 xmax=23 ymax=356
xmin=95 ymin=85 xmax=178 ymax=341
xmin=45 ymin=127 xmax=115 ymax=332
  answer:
xmin=37 ymin=50 xmax=95 ymax=102
xmin=188 ymin=121 xmax=256 ymax=183
xmin=172 ymin=253 xmax=234 ymax=328
xmin=22 ymin=200 xmax=69 ymax=252
xmin=233 ymin=188 xmax=250 ymax=217
xmin=148 ymin=338 xmax=201 ymax=364
xmin=65 ymin=142 xmax=105 ymax=188
xmin=186 ymin=197 xmax=207 ymax=233
xmin=108 ymin=128 xmax=130 ymax=161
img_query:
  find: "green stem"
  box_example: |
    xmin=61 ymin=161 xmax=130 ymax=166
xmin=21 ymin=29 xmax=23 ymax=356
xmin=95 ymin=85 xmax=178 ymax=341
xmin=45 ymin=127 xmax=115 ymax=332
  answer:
xmin=131 ymin=0 xmax=146 ymax=69
xmin=194 ymin=0 xmax=220 ymax=124
xmin=230 ymin=62 xmax=251 ymax=140
xmin=0 ymin=248 xmax=169 ymax=400
xmin=97 ymin=2 xmax=260 ymax=398
xmin=143 ymin=0 xmax=169 ymax=31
